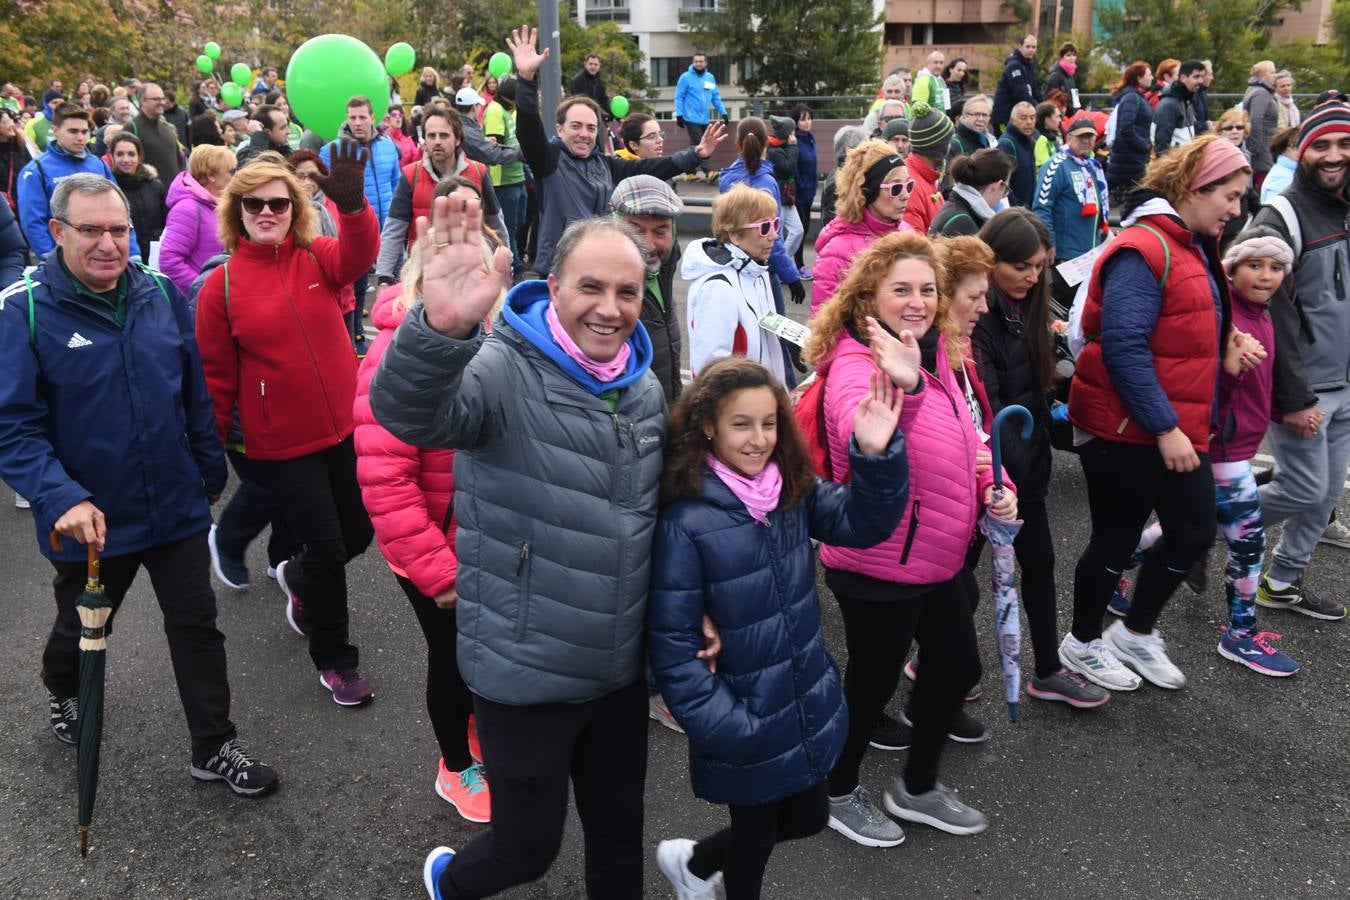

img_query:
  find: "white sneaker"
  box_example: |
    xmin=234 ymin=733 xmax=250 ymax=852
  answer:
xmin=1058 ymin=633 xmax=1141 ymax=691
xmin=1103 ymin=621 xmax=1186 ymax=689
xmin=14 ymin=494 xmax=30 ymax=509
xmin=1319 ymin=518 xmax=1350 ymax=549
xmin=656 ymin=838 xmax=720 ymax=900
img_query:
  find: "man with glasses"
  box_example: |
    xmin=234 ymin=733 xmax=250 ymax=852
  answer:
xmin=125 ymin=83 xmax=184 ymax=180
xmin=17 ymin=103 xmax=139 ymax=260
xmin=0 ymin=173 xmax=279 ymax=797
xmin=951 ymin=94 xmax=996 ymax=156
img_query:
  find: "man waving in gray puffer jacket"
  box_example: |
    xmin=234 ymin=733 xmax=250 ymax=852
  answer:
xmin=371 ymin=197 xmax=699 ymax=899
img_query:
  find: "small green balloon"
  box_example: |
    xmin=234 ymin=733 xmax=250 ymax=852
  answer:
xmin=286 ymin=34 xmax=390 ymax=142
xmin=196 ymin=55 xmax=213 ymax=75
xmin=610 ymin=96 xmax=629 ymax=119
xmin=220 ymin=82 xmax=243 ymax=109
xmin=488 ymin=52 xmax=511 ymax=80
xmin=204 ymin=41 xmax=221 ymax=61
xmin=385 ymin=42 xmax=415 ymax=77
xmin=231 ymin=63 xmax=252 ymax=88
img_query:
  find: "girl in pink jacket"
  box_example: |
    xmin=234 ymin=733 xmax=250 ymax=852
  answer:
xmin=802 ymin=231 xmax=1017 ymax=844
xmin=809 ymin=140 xmax=914 ymax=315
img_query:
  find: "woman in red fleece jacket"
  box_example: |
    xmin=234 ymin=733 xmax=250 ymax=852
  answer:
xmin=196 ymin=143 xmax=380 ymax=707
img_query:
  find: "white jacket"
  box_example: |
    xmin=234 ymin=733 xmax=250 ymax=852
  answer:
xmin=682 ymin=238 xmax=787 ymax=386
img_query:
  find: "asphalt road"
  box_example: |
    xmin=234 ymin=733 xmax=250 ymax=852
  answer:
xmin=1 ymin=231 xmax=1348 ymax=899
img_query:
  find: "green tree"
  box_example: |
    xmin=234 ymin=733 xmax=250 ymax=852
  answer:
xmin=686 ymin=0 xmax=883 ymax=97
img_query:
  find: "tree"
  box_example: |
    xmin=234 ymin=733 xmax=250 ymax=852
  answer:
xmin=686 ymin=0 xmax=883 ymax=98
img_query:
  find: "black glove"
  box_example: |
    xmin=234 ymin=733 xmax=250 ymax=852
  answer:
xmin=314 ymin=139 xmax=370 ymax=215
xmin=786 ymin=342 xmax=808 ymax=375
xmin=721 ymin=113 xmax=730 ymax=124
xmin=377 ymin=276 xmax=395 ymax=287
xmin=676 ymin=116 xmax=685 ymax=128
xmin=788 ymin=279 xmax=806 ymax=305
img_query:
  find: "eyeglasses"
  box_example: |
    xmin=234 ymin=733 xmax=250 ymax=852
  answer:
xmin=1221 ymin=124 xmax=1246 ymax=132
xmin=742 ymin=217 xmax=780 ymax=236
xmin=639 ymin=131 xmax=663 ymax=142
xmin=879 ymin=179 xmax=916 ymax=197
xmin=241 ymin=196 xmax=292 ymax=215
xmin=57 ymin=219 xmax=132 ymax=240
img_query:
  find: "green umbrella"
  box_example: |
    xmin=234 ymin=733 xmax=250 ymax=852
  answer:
xmin=54 ymin=533 xmax=110 ymax=857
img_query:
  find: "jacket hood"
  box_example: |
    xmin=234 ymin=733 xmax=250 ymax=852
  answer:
xmin=371 ymin=282 xmax=408 ymax=331
xmin=166 ymin=170 xmax=215 ymax=209
xmin=114 ymin=163 xmax=159 ymax=184
xmin=1161 ymin=81 xmax=1193 ymax=102
xmin=501 ymin=280 xmax=654 ymax=395
xmin=45 ymin=142 xmax=88 ymax=163
xmin=1119 ymin=192 xmax=1178 ymax=226
xmin=681 ymin=237 xmax=768 ymax=282
xmin=338 ymin=122 xmax=389 ymax=145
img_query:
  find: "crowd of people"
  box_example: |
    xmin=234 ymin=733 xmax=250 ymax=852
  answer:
xmin=1 ymin=24 xmax=1348 ymax=900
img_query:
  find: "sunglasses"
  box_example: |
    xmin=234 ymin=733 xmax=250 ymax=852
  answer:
xmin=241 ymin=196 xmax=292 ymax=215
xmin=1222 ymin=124 xmax=1246 ymax=132
xmin=742 ymin=217 xmax=780 ymax=236
xmin=879 ymin=179 xmax=916 ymax=197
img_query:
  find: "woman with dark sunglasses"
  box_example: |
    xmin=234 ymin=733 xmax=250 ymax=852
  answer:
xmin=195 ymin=142 xmax=382 ymax=708
xmin=684 ymin=184 xmax=788 ymax=385
xmin=810 ymin=139 xmax=914 ymax=315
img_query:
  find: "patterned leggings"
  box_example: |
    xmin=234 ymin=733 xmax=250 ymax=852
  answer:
xmin=1131 ymin=460 xmax=1262 ymax=634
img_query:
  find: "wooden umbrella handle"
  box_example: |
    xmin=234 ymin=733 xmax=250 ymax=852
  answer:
xmin=46 ymin=532 xmax=102 ymax=586
xmin=48 ymin=530 xmax=61 ymax=553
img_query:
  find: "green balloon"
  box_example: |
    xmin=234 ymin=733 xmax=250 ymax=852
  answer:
xmin=204 ymin=41 xmax=221 ymax=61
xmin=231 ymin=63 xmax=253 ymax=88
xmin=610 ymin=95 xmax=629 ymax=119
xmin=385 ymin=42 xmax=415 ymax=77
xmin=488 ymin=52 xmax=511 ymax=80
xmin=196 ymin=55 xmax=213 ymax=75
xmin=286 ymin=34 xmax=390 ymax=142
xmin=220 ymin=82 xmax=243 ymax=109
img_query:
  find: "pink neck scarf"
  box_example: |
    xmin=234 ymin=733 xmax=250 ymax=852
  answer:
xmin=545 ymin=302 xmax=632 ymax=383
xmin=1059 ymin=59 xmax=1078 ymax=76
xmin=706 ymin=452 xmax=783 ymax=523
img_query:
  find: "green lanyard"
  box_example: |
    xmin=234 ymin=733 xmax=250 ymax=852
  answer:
xmin=647 ymin=274 xmax=665 ymax=312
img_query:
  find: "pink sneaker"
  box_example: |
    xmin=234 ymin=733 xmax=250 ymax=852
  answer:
xmin=436 ymin=759 xmax=491 ymax=823
xmin=319 ymin=667 xmax=373 ymax=706
xmin=276 ymin=561 xmax=310 ymax=636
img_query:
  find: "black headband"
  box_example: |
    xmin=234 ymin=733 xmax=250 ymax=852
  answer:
xmin=863 ymin=154 xmax=906 ymax=204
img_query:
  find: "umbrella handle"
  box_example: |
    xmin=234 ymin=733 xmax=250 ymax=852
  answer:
xmin=48 ymin=532 xmax=102 ymax=590
xmin=989 ymin=405 xmax=1034 ymax=490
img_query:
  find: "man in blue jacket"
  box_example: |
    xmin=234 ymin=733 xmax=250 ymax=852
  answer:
xmin=674 ymin=53 xmax=728 ymax=177
xmin=1033 ymin=118 xmax=1109 ymax=316
xmin=0 ymin=174 xmax=278 ymax=797
xmin=16 ymin=103 xmax=140 ymax=261
xmin=992 ymin=34 xmax=1042 ymax=134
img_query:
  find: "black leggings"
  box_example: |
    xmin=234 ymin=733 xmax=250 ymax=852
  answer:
xmin=1071 ymin=439 xmax=1215 ymax=642
xmin=793 ymin=197 xmax=813 ymax=270
xmin=826 ymin=575 xmax=981 ymax=798
xmin=687 ymin=781 xmax=829 ymax=900
xmin=395 ymin=576 xmax=474 ymax=771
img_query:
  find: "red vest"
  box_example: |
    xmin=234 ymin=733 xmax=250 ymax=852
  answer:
xmin=1069 ymin=214 xmax=1222 ymax=450
xmin=401 ymin=158 xmax=488 ymax=251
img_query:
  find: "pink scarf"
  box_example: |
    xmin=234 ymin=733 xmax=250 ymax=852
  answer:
xmin=1059 ymin=59 xmax=1078 ymax=77
xmin=706 ymin=452 xmax=783 ymax=523
xmin=545 ymin=302 xmax=632 ymax=383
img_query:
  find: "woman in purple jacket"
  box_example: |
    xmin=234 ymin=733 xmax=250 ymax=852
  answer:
xmin=159 ymin=145 xmax=235 ymax=293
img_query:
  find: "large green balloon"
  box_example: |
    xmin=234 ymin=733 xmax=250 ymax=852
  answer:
xmin=231 ymin=63 xmax=253 ymax=88
xmin=488 ymin=52 xmax=511 ymax=80
xmin=286 ymin=34 xmax=389 ymax=142
xmin=204 ymin=41 xmax=221 ymax=61
xmin=220 ymin=82 xmax=243 ymax=109
xmin=611 ymin=96 xmax=630 ymax=119
xmin=196 ymin=55 xmax=213 ymax=75
xmin=385 ymin=42 xmax=415 ymax=77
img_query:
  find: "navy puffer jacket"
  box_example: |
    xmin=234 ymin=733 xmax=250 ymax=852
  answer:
xmin=648 ymin=436 xmax=909 ymax=806
xmin=1105 ymin=87 xmax=1153 ymax=187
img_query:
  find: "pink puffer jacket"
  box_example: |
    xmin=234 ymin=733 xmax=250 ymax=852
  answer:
xmin=353 ymin=285 xmax=458 ymax=597
xmin=818 ymin=330 xmax=1006 ymax=585
xmin=810 ymin=209 xmax=910 ymax=316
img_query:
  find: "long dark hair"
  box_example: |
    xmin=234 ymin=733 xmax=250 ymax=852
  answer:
xmin=661 ymin=358 xmax=816 ymax=510
xmin=737 ymin=117 xmax=768 ymax=174
xmin=979 ymin=208 xmax=1055 ymax=395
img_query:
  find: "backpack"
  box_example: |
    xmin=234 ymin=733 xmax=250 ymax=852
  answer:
xmin=791 ymin=371 xmax=832 ymax=480
xmin=1264 ymin=193 xmax=1302 ymax=258
xmin=1104 ymin=105 xmax=1119 ymax=149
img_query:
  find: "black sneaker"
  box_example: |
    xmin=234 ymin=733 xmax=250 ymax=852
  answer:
xmin=901 ymin=709 xmax=988 ymax=744
xmin=868 ymin=711 xmax=912 ymax=751
xmin=1257 ymin=576 xmax=1347 ymax=621
xmin=190 ymin=737 xmax=279 ymax=797
xmin=47 ymin=688 xmax=78 ymax=746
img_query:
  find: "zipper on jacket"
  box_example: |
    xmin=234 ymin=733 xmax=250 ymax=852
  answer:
xmin=275 ymin=245 xmax=343 ymax=436
xmin=515 ymin=541 xmax=532 ymax=641
xmin=899 ymin=500 xmax=921 ymax=565
xmin=611 ymin=413 xmax=624 ymax=447
xmin=1337 ymin=249 xmax=1346 ymax=302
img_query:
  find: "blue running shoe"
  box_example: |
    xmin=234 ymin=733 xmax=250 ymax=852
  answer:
xmin=423 ymin=846 xmax=455 ymax=899
xmin=1107 ymin=576 xmax=1131 ymax=617
xmin=1217 ymin=629 xmax=1300 ymax=677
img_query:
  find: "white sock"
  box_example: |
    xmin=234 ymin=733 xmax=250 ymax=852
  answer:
xmin=1266 ymin=577 xmax=1292 ymax=591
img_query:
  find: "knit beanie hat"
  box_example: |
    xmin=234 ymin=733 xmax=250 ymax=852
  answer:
xmin=1298 ymin=99 xmax=1350 ymax=158
xmin=883 ymin=117 xmax=910 ymax=141
xmin=907 ymin=102 xmax=954 ymax=159
xmin=769 ymin=115 xmax=794 ymax=141
xmin=1222 ymin=226 xmax=1294 ymax=271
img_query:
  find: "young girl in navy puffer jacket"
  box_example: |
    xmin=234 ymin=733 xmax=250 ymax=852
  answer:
xmin=649 ymin=357 xmax=909 ymax=900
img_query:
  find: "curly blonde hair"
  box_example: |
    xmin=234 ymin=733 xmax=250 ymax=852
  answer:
xmin=803 ymin=230 xmax=963 ymax=371
xmin=216 ymin=161 xmax=317 ymax=253
xmin=1142 ymin=134 xmax=1252 ymax=209
xmin=834 ymin=139 xmax=908 ymax=223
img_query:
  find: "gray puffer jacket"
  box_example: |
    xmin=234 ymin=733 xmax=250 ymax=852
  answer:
xmin=369 ymin=284 xmax=667 ymax=705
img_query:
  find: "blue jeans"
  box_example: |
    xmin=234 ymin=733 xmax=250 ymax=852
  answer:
xmin=496 ymin=182 xmax=527 ymax=271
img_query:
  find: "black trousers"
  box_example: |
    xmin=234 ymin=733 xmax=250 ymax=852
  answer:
xmin=1071 ymin=438 xmax=1216 ymax=641
xmin=233 ymin=438 xmax=373 ymax=671
xmin=438 ymin=679 xmax=648 ymax=900
xmin=827 ymin=576 xmax=981 ymax=798
xmin=793 ymin=197 xmax=813 ymax=270
xmin=215 ymin=448 xmax=295 ymax=569
xmin=395 ymin=575 xmax=473 ymax=771
xmin=42 ymin=530 xmax=235 ymax=758
xmin=685 ymin=121 xmax=710 ymax=171
xmin=687 ymin=780 xmax=829 ymax=900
